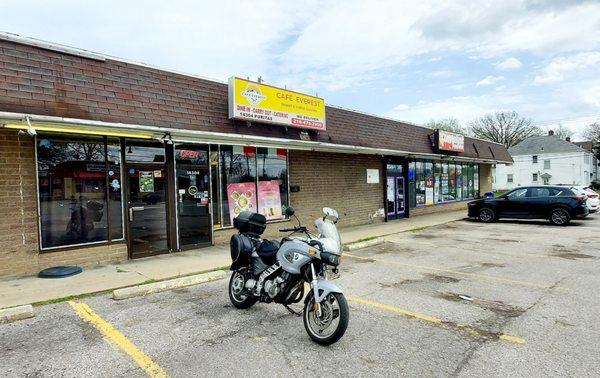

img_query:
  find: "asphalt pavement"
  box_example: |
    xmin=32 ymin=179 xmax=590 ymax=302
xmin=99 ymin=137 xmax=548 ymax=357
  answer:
xmin=2 ymin=215 xmax=599 ymax=377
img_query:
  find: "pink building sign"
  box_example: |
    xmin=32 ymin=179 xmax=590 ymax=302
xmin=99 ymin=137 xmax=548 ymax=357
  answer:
xmin=258 ymin=180 xmax=283 ymax=220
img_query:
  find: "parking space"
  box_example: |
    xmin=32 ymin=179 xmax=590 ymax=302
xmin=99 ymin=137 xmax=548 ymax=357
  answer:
xmin=1 ymin=216 xmax=599 ymax=376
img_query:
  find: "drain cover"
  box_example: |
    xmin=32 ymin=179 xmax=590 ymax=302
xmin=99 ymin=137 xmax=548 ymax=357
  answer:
xmin=38 ymin=266 xmax=82 ymax=278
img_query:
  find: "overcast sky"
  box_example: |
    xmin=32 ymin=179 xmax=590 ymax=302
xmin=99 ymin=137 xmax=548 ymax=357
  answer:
xmin=2 ymin=1 xmax=600 ymax=138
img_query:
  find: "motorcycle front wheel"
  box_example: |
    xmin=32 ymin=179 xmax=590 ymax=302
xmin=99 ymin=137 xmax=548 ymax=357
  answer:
xmin=228 ymin=269 xmax=257 ymax=309
xmin=303 ymin=291 xmax=349 ymax=345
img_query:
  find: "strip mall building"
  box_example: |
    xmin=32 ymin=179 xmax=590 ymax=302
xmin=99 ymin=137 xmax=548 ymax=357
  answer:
xmin=0 ymin=34 xmax=512 ymax=278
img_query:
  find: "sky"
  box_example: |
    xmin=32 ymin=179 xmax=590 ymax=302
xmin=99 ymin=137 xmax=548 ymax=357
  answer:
xmin=2 ymin=0 xmax=600 ymax=139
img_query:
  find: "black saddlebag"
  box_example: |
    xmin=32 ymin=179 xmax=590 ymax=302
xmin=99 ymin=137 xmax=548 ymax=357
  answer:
xmin=230 ymin=234 xmax=254 ymax=263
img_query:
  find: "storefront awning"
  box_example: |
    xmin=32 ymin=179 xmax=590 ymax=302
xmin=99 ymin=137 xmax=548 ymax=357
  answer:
xmin=0 ymin=111 xmax=512 ymax=164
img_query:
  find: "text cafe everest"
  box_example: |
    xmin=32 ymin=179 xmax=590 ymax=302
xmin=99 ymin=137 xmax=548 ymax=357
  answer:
xmin=0 ymin=33 xmax=512 ymax=278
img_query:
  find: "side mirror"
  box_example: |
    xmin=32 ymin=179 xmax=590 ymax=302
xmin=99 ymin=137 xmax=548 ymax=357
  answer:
xmin=284 ymin=206 xmax=295 ymax=217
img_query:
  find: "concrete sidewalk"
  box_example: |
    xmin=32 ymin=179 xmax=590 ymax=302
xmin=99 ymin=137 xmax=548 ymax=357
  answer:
xmin=0 ymin=210 xmax=465 ymax=309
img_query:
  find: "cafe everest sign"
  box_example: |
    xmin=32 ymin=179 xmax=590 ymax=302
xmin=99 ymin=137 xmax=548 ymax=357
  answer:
xmin=228 ymin=77 xmax=326 ymax=131
xmin=436 ymin=130 xmax=465 ymax=153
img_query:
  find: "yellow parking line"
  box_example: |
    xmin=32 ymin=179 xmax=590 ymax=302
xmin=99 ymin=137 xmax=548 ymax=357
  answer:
xmin=68 ymin=301 xmax=168 ymax=378
xmin=345 ymin=253 xmax=569 ymax=292
xmin=347 ymin=296 xmax=526 ymax=344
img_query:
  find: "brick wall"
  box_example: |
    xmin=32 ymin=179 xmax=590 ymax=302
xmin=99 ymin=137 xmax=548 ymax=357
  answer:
xmin=410 ymin=201 xmax=468 ymax=216
xmin=479 ymin=164 xmax=493 ymax=194
xmin=0 ymin=129 xmax=127 ymax=279
xmin=0 ymin=38 xmax=511 ymax=162
xmin=213 ymin=150 xmax=385 ymax=244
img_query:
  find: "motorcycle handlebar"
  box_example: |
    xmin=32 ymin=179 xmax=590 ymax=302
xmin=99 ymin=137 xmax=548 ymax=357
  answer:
xmin=279 ymin=226 xmax=308 ymax=233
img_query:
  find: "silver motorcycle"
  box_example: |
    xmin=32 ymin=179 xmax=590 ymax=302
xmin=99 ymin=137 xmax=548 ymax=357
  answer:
xmin=228 ymin=206 xmax=348 ymax=345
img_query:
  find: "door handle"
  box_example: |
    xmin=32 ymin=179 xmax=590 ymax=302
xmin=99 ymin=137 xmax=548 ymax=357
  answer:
xmin=128 ymin=206 xmax=145 ymax=221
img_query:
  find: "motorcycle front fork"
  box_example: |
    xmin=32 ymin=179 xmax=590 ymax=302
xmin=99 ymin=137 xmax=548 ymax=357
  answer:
xmin=310 ymin=263 xmax=322 ymax=317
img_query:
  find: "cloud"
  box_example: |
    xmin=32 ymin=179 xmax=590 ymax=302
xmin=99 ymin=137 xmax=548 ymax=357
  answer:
xmin=383 ymin=87 xmax=392 ymax=93
xmin=476 ymin=75 xmax=505 ymax=86
xmin=534 ymin=51 xmax=600 ymax=84
xmin=495 ymin=57 xmax=522 ymax=70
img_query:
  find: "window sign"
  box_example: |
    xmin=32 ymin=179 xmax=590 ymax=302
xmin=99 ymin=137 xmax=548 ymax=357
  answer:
xmin=227 ymin=182 xmax=257 ymax=224
xmin=139 ymin=171 xmax=154 ymax=193
xmin=258 ymin=180 xmax=283 ymax=220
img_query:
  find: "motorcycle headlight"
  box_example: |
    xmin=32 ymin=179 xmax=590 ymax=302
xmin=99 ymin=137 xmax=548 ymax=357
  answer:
xmin=321 ymin=252 xmax=340 ymax=266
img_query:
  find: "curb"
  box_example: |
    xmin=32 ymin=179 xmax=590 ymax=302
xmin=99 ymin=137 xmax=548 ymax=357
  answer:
xmin=0 ymin=304 xmax=34 ymax=324
xmin=112 ymin=270 xmax=227 ymax=300
xmin=343 ymin=236 xmax=386 ymax=251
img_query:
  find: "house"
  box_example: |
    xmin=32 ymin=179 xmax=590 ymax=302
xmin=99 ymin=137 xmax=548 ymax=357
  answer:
xmin=494 ymin=130 xmax=598 ymax=190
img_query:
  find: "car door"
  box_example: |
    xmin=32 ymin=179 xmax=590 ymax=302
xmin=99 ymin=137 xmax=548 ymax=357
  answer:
xmin=499 ymin=188 xmax=529 ymax=218
xmin=527 ymin=187 xmax=553 ymax=218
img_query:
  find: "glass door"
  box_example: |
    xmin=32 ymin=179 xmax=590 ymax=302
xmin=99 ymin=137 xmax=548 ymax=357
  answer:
xmin=396 ymin=177 xmax=405 ymax=215
xmin=126 ymin=165 xmax=169 ymax=258
xmin=175 ymin=145 xmax=212 ymax=248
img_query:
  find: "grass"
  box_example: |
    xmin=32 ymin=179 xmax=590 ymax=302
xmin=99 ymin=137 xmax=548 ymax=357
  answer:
xmin=351 ymin=235 xmax=380 ymax=243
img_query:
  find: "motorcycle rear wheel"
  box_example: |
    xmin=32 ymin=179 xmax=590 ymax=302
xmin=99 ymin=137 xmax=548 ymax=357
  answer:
xmin=228 ymin=269 xmax=257 ymax=309
xmin=303 ymin=291 xmax=349 ymax=345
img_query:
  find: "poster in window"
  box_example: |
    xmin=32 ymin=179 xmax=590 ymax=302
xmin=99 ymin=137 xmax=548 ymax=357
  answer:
xmin=139 ymin=171 xmax=154 ymax=193
xmin=227 ymin=182 xmax=257 ymax=223
xmin=425 ymin=176 xmax=434 ymax=205
xmin=258 ymin=180 xmax=283 ymax=220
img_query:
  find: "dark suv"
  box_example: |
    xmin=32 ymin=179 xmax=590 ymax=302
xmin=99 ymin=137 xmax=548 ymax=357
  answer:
xmin=468 ymin=186 xmax=588 ymax=225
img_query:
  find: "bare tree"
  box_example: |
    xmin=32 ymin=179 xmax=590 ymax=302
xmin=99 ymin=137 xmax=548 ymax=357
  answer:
xmin=468 ymin=111 xmax=542 ymax=148
xmin=583 ymin=122 xmax=600 ymax=159
xmin=549 ymin=124 xmax=572 ymax=140
xmin=425 ymin=118 xmax=467 ymax=135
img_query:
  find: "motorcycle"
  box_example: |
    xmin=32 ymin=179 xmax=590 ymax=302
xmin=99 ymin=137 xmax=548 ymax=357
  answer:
xmin=228 ymin=206 xmax=349 ymax=345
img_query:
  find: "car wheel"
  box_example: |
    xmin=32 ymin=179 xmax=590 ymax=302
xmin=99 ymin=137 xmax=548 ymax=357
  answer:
xmin=478 ymin=207 xmax=495 ymax=223
xmin=549 ymin=208 xmax=570 ymax=226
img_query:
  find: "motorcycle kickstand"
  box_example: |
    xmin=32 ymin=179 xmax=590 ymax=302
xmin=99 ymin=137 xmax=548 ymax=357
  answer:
xmin=283 ymin=304 xmax=302 ymax=317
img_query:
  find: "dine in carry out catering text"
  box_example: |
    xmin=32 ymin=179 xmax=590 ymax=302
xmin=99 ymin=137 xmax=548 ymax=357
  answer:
xmin=228 ymin=77 xmax=326 ymax=131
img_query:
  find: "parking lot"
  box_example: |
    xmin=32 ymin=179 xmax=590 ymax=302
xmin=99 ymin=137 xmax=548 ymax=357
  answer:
xmin=2 ymin=215 xmax=600 ymax=377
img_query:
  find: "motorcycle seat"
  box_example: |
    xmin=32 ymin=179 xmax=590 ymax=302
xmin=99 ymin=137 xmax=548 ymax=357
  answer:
xmin=257 ymin=239 xmax=280 ymax=258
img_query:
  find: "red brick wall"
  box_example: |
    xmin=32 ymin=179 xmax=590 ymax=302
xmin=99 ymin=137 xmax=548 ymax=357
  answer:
xmin=0 ymin=129 xmax=127 ymax=279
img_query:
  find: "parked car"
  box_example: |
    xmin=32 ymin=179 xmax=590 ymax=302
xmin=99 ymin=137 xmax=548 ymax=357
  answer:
xmin=467 ymin=186 xmax=589 ymax=225
xmin=558 ymin=185 xmax=599 ymax=213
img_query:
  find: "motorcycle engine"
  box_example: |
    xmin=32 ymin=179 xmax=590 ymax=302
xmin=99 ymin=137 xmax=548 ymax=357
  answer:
xmin=263 ymin=274 xmax=289 ymax=298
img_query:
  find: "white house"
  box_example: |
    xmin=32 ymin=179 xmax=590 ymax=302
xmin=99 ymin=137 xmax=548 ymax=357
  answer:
xmin=493 ymin=131 xmax=598 ymax=190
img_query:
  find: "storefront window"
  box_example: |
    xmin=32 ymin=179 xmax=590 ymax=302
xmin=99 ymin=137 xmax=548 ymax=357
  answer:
xmin=466 ymin=164 xmax=474 ymax=198
xmin=474 ymin=165 xmax=479 ymax=197
xmin=448 ymin=163 xmax=456 ymax=201
xmin=220 ymin=146 xmax=257 ymax=227
xmin=107 ymin=139 xmax=123 ymax=240
xmin=257 ymin=148 xmax=288 ymax=220
xmin=442 ymin=163 xmax=449 ymax=201
xmin=37 ymin=135 xmax=123 ymax=249
xmin=415 ymin=161 xmax=425 ymax=206
xmin=424 ymin=161 xmax=434 ymax=205
xmin=462 ymin=163 xmax=468 ymax=200
xmin=456 ymin=164 xmax=463 ymax=201
xmin=125 ymin=140 xmax=165 ymax=163
xmin=434 ymin=162 xmax=442 ymax=203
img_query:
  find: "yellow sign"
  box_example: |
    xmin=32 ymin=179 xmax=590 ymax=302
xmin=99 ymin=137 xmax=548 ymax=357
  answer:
xmin=228 ymin=77 xmax=326 ymax=131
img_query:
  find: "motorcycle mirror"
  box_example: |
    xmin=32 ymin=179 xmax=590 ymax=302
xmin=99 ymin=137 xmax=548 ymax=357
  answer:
xmin=284 ymin=206 xmax=295 ymax=217
xmin=322 ymin=207 xmax=338 ymax=218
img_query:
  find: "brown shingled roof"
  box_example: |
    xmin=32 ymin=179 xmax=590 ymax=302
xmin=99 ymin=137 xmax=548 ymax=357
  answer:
xmin=0 ymin=37 xmax=511 ymax=162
